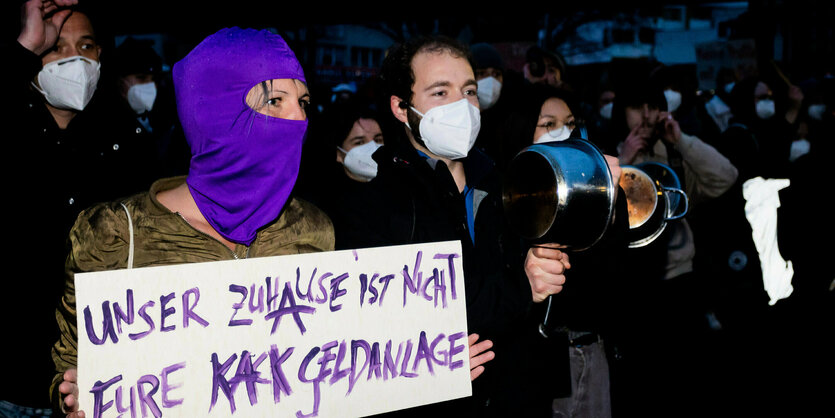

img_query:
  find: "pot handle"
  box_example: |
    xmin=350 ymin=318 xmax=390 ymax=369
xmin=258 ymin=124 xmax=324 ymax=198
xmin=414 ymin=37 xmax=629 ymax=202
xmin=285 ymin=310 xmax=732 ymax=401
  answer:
xmin=662 ymin=186 xmax=689 ymax=220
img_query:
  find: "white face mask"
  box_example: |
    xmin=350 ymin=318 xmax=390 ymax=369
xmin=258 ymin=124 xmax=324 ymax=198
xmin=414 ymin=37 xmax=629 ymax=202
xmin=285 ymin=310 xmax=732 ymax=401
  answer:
xmin=756 ymin=99 xmax=776 ymax=119
xmin=535 ymin=124 xmax=573 ymax=144
xmin=33 ymin=56 xmax=100 ymax=111
xmin=127 ymin=81 xmax=157 ymax=115
xmin=789 ymin=138 xmax=810 ymax=162
xmin=476 ymin=76 xmax=502 ymax=110
xmin=339 ymin=141 xmax=382 ymax=181
xmin=807 ymin=103 xmax=826 ymax=121
xmin=408 ymin=98 xmax=481 ymax=160
xmin=599 ymin=102 xmax=613 ymax=120
xmin=724 ymin=82 xmax=735 ymax=94
xmin=664 ymin=89 xmax=682 ymax=113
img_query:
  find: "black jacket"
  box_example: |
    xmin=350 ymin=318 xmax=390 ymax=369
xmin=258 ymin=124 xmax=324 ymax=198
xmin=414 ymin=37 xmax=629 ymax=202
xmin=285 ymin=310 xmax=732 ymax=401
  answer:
xmin=1 ymin=40 xmax=158 ymax=409
xmin=333 ymin=137 xmax=532 ymax=416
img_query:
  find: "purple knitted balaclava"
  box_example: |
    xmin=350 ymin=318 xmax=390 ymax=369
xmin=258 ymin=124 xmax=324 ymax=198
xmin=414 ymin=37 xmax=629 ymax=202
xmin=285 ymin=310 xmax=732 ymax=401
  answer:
xmin=173 ymin=27 xmax=308 ymax=245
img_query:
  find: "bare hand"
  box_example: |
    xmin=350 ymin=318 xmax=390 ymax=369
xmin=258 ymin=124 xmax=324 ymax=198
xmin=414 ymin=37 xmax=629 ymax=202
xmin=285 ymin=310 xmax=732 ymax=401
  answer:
xmin=17 ymin=0 xmax=78 ymax=55
xmin=468 ymin=333 xmax=494 ymax=381
xmin=787 ymin=85 xmax=804 ymax=109
xmin=524 ymin=244 xmax=571 ymax=303
xmin=58 ymin=368 xmax=85 ymax=418
xmin=604 ymin=154 xmax=621 ymax=186
xmin=620 ymin=124 xmax=649 ymax=165
xmin=660 ymin=112 xmax=682 ymax=145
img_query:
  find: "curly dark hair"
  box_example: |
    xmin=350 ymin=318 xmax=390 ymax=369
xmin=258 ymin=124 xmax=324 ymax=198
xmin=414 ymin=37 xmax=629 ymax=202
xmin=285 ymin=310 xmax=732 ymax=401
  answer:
xmin=379 ymin=35 xmax=474 ymax=105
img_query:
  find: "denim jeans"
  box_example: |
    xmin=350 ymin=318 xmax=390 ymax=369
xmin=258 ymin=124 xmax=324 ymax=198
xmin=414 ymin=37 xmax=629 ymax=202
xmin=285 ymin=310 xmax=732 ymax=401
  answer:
xmin=551 ymin=339 xmax=611 ymax=418
xmin=0 ymin=400 xmax=52 ymax=418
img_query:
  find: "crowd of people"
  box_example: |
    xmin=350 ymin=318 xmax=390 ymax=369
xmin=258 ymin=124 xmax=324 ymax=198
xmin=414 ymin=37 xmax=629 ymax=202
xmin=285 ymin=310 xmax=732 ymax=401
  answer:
xmin=2 ymin=1 xmax=832 ymax=417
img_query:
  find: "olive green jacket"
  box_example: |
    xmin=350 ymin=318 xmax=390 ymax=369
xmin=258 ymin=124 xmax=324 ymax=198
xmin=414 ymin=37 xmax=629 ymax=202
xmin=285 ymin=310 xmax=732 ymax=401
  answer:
xmin=50 ymin=176 xmax=334 ymax=409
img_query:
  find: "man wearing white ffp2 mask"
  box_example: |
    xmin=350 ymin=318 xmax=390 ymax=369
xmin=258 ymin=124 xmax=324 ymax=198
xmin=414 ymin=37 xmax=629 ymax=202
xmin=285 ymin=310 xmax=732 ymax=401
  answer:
xmin=113 ymin=38 xmax=164 ymax=116
xmin=346 ymin=37 xmax=573 ymax=392
xmin=470 ymin=42 xmax=505 ymax=111
xmin=9 ymin=3 xmax=117 ymax=415
xmin=20 ymin=7 xmax=102 ymax=129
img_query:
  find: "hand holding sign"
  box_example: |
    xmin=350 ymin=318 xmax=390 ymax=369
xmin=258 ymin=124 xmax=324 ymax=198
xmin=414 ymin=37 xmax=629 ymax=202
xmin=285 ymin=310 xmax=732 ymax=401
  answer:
xmin=58 ymin=368 xmax=82 ymax=417
xmin=467 ymin=333 xmax=494 ymax=381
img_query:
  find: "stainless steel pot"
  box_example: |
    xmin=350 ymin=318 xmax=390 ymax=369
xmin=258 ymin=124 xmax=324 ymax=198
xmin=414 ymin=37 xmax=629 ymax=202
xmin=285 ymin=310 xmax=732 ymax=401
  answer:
xmin=502 ymin=139 xmax=616 ymax=251
xmin=619 ymin=163 xmax=689 ymax=248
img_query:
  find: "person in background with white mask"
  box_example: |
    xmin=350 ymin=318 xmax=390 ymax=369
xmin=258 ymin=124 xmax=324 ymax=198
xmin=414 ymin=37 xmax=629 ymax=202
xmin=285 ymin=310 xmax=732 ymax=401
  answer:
xmin=607 ymin=83 xmax=740 ymax=416
xmin=336 ymin=35 xmax=571 ymax=417
xmin=702 ymin=67 xmax=738 ymax=135
xmin=469 ymin=42 xmax=525 ymax=175
xmin=723 ymin=76 xmax=803 ymax=181
xmin=1 ymin=1 xmax=127 ymax=416
xmin=531 ymin=87 xmax=579 ymax=144
xmin=333 ymin=108 xmax=384 ymax=183
xmin=307 ymin=102 xmax=386 ymax=249
xmin=107 ymin=37 xmax=189 ymax=183
xmin=649 ymin=64 xmax=713 ymax=146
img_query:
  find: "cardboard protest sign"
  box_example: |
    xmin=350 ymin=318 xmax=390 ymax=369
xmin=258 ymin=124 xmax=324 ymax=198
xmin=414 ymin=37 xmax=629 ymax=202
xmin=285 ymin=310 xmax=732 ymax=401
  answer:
xmin=695 ymin=39 xmax=758 ymax=91
xmin=75 ymin=241 xmax=470 ymax=417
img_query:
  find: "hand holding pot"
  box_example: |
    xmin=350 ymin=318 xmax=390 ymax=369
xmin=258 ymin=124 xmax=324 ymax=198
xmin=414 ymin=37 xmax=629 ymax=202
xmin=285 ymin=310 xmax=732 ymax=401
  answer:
xmin=525 ymin=245 xmax=571 ymax=303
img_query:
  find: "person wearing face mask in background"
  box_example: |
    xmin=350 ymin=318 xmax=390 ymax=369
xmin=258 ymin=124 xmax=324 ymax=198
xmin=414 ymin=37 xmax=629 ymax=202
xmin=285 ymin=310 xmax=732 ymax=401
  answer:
xmin=582 ymin=82 xmax=616 ymax=148
xmin=308 ymin=101 xmax=386 ymax=250
xmin=606 ymin=82 xmax=742 ymax=415
xmin=649 ymin=64 xmax=714 ymax=147
xmin=0 ymin=1 xmax=128 ymax=415
xmin=791 ymin=76 xmax=834 ymax=163
xmin=700 ymin=67 xmax=738 ymax=137
xmin=336 ymin=36 xmax=573 ymax=417
xmin=721 ymin=76 xmax=803 ymax=181
xmin=469 ymin=42 xmax=527 ymax=176
xmin=105 ymin=37 xmax=189 ymax=183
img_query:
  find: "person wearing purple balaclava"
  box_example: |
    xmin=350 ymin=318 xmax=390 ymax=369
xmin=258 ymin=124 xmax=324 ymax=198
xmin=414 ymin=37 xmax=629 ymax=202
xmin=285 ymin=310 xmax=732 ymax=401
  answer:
xmin=51 ymin=27 xmax=335 ymax=415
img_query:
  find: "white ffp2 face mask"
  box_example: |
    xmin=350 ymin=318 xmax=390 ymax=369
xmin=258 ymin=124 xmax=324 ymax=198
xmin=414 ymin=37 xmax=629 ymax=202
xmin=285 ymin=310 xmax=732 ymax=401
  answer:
xmin=340 ymin=141 xmax=382 ymax=181
xmin=807 ymin=103 xmax=826 ymax=121
xmin=756 ymin=99 xmax=776 ymax=120
xmin=127 ymin=81 xmax=157 ymax=114
xmin=664 ymin=89 xmax=682 ymax=113
xmin=476 ymin=76 xmax=502 ymax=110
xmin=409 ymin=98 xmax=481 ymax=160
xmin=535 ymin=125 xmax=573 ymax=144
xmin=599 ymin=102 xmax=613 ymax=120
xmin=33 ymin=56 xmax=101 ymax=111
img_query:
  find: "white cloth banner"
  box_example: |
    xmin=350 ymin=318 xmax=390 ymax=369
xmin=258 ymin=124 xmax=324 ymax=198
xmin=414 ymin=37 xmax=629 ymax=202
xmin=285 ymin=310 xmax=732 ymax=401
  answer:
xmin=743 ymin=177 xmax=793 ymax=305
xmin=75 ymin=241 xmax=471 ymax=417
